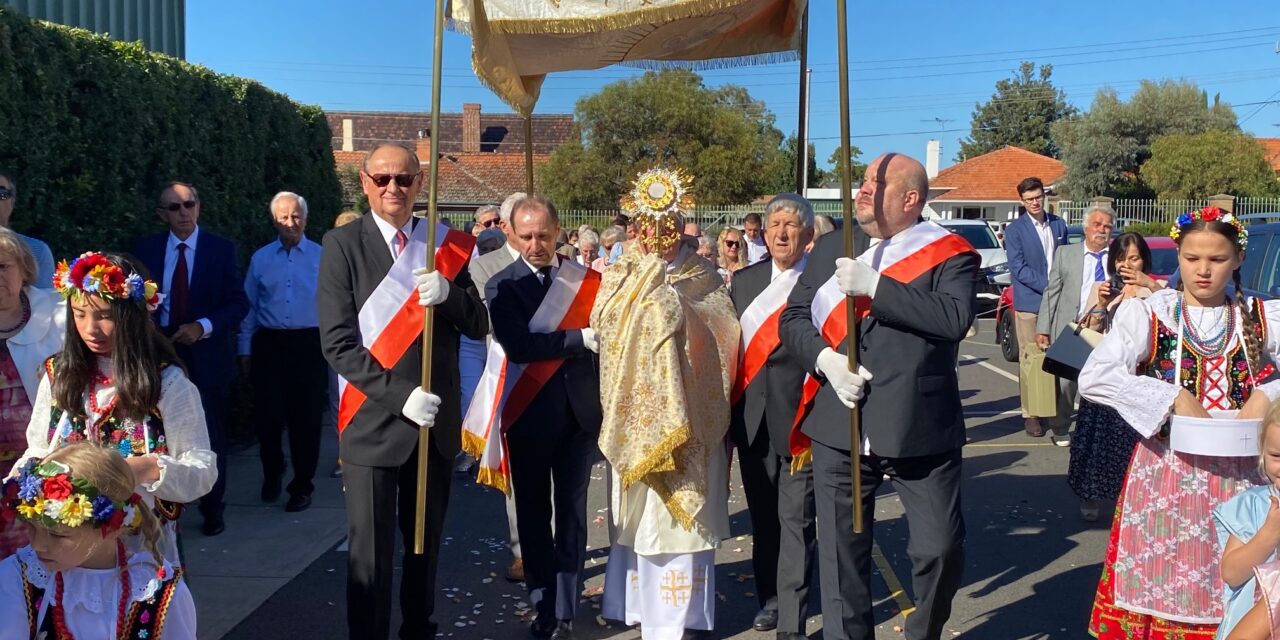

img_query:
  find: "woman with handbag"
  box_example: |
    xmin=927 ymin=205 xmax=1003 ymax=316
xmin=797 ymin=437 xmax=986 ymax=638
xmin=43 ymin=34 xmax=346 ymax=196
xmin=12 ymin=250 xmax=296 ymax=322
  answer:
xmin=1068 ymin=232 xmax=1164 ymax=522
xmin=1079 ymin=209 xmax=1280 ymax=639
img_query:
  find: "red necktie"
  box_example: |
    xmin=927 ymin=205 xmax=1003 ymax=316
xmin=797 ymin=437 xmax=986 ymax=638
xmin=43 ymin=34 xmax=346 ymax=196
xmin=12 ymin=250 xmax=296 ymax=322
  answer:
xmin=169 ymin=242 xmax=190 ymax=326
xmin=393 ymin=230 xmax=407 ymax=258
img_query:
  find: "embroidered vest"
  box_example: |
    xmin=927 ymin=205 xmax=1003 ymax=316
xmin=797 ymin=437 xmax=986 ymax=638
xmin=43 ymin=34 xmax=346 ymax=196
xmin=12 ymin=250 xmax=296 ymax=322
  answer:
xmin=1142 ymin=307 xmax=1265 ymax=412
xmin=42 ymin=359 xmax=183 ymax=522
xmin=20 ymin=561 xmax=182 ymax=640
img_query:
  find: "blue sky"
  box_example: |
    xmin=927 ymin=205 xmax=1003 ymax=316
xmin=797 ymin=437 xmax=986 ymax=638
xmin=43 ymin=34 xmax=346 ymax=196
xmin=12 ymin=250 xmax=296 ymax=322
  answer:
xmin=187 ymin=1 xmax=1280 ymax=173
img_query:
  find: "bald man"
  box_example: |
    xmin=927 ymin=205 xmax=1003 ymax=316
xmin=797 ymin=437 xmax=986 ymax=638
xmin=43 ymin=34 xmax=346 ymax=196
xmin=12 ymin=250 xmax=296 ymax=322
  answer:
xmin=781 ymin=153 xmax=978 ymax=640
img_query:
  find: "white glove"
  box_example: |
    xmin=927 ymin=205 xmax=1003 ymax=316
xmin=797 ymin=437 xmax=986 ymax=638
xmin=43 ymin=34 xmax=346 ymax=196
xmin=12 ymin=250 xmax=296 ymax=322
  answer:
xmin=581 ymin=327 xmax=599 ymax=353
xmin=401 ymin=387 xmax=441 ymax=428
xmin=834 ymin=257 xmax=880 ymax=298
xmin=413 ymin=268 xmax=450 ymax=307
xmin=815 ymin=347 xmax=874 ymax=409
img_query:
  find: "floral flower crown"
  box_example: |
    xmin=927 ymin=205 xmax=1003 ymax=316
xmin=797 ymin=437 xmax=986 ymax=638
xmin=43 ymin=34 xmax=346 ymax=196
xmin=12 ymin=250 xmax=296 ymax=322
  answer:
xmin=1 ymin=459 xmax=142 ymax=537
xmin=53 ymin=252 xmax=161 ymax=311
xmin=1170 ymin=206 xmax=1248 ymax=251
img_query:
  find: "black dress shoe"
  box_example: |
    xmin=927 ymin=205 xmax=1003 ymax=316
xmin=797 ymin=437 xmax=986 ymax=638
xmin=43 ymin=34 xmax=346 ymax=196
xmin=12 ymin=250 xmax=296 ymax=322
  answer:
xmin=530 ymin=615 xmax=556 ymax=639
xmin=549 ymin=621 xmax=574 ymax=640
xmin=285 ymin=494 xmax=312 ymax=512
xmin=753 ymin=608 xmax=779 ymax=631
xmin=202 ymin=517 xmax=225 ymax=537
xmin=261 ymin=474 xmax=283 ymax=502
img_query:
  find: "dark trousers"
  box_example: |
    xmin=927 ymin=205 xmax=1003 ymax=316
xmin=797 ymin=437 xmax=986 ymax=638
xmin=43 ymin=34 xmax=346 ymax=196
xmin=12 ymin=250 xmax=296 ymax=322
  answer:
xmin=507 ymin=414 xmax=597 ymax=623
xmin=169 ymin=339 xmax=230 ymax=522
xmin=343 ymin=443 xmax=452 ymax=640
xmin=811 ymin=441 xmax=965 ymax=640
xmin=738 ymin=435 xmax=817 ymax=634
xmin=251 ymin=328 xmax=326 ymax=496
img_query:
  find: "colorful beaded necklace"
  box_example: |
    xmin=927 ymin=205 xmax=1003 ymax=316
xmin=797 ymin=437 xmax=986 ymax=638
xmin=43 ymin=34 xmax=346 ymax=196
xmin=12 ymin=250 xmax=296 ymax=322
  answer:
xmin=1174 ymin=294 xmax=1235 ymax=359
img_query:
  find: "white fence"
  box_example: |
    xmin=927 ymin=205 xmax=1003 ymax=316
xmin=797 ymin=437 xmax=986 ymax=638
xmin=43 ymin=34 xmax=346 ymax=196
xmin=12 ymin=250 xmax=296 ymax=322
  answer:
xmin=1054 ymin=198 xmax=1280 ymax=225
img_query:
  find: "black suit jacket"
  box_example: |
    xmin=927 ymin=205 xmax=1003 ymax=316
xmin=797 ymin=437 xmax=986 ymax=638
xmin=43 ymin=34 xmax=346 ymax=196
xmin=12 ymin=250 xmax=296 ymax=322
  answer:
xmin=780 ymin=227 xmax=978 ymax=457
xmin=486 ymin=259 xmax=602 ymax=437
xmin=133 ymin=229 xmax=249 ymax=390
xmin=318 ymin=213 xmax=488 ymax=467
xmin=729 ymin=259 xmax=807 ymax=458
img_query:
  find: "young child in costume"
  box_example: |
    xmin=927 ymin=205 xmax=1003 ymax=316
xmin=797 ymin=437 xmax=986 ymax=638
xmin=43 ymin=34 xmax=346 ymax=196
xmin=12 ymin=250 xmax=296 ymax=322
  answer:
xmin=1080 ymin=207 xmax=1280 ymax=638
xmin=0 ymin=443 xmax=196 ymax=638
xmin=14 ymin=252 xmax=215 ymax=564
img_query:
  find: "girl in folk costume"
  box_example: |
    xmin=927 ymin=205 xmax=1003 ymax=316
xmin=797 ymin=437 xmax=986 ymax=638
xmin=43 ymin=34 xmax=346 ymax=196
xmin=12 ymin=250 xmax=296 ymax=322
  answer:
xmin=15 ymin=253 xmax=215 ymax=565
xmin=0 ymin=443 xmax=196 ymax=639
xmin=1080 ymin=207 xmax=1280 ymax=638
xmin=1214 ymin=400 xmax=1280 ymax=639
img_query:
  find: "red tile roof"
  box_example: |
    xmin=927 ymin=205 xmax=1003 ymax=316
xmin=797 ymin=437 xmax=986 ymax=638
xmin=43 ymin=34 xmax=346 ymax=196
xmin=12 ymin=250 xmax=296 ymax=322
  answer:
xmin=931 ymin=146 xmax=1067 ymax=201
xmin=335 ymin=151 xmax=549 ymax=205
xmin=1260 ymin=138 xmax=1280 ymax=173
xmin=326 ymin=109 xmax=574 ymax=155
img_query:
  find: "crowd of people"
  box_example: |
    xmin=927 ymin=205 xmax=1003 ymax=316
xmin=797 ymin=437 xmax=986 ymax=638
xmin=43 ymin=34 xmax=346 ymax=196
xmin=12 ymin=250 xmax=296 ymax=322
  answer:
xmin=0 ymin=144 xmax=1278 ymax=640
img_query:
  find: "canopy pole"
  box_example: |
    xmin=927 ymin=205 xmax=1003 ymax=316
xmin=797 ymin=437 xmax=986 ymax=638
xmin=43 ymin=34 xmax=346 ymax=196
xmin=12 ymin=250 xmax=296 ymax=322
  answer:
xmin=834 ymin=0 xmax=864 ymax=535
xmin=415 ymin=0 xmax=447 ymax=556
xmin=524 ymin=116 xmax=534 ymax=193
xmin=794 ymin=4 xmax=810 ymax=194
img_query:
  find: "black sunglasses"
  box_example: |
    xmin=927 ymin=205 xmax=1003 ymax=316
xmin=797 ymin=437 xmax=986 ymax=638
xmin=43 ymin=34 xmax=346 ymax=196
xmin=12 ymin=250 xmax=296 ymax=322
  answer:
xmin=160 ymin=200 xmax=198 ymax=212
xmin=366 ymin=173 xmax=417 ymax=188
xmin=0 ymin=187 xmax=11 ymax=201
xmin=724 ymin=240 xmax=739 ymax=248
xmin=480 ymin=218 xmax=499 ymax=228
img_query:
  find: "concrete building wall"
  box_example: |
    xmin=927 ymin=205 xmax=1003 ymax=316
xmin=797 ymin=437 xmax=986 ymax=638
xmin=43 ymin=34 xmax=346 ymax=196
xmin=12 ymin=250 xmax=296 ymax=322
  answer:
xmin=2 ymin=0 xmax=185 ymax=59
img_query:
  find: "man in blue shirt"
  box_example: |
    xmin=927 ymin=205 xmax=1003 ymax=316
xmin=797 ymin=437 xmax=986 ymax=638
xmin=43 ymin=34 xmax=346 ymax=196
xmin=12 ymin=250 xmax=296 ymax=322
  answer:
xmin=239 ymin=191 xmax=325 ymax=512
xmin=0 ymin=168 xmax=56 ymax=288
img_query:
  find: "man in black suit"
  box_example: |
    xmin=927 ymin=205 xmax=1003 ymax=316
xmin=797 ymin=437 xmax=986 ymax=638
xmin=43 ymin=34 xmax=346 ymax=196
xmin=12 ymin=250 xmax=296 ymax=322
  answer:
xmin=780 ymin=153 xmax=977 ymax=640
xmin=134 ymin=181 xmax=250 ymax=537
xmin=318 ymin=144 xmax=488 ymax=640
xmin=728 ymin=193 xmax=816 ymax=639
xmin=487 ymin=195 xmax=601 ymax=640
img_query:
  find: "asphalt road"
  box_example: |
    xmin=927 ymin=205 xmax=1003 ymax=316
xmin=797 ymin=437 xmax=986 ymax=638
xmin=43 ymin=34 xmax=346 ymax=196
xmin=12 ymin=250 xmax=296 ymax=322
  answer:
xmin=223 ymin=317 xmax=1110 ymax=639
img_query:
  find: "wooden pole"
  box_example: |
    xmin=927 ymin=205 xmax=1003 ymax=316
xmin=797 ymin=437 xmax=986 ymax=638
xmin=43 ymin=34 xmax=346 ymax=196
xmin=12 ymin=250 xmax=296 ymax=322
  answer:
xmin=834 ymin=0 xmax=864 ymax=535
xmin=793 ymin=4 xmax=810 ymax=194
xmin=524 ymin=116 xmax=535 ymax=193
xmin=414 ymin=0 xmax=446 ymax=556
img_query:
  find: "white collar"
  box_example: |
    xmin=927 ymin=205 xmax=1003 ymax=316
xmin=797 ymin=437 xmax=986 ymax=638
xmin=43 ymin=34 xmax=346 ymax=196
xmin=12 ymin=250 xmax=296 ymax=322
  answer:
xmin=166 ymin=226 xmax=199 ymax=249
xmin=522 ymin=254 xmax=559 ymax=275
xmin=770 ymin=255 xmax=807 ymax=281
xmin=505 ymin=242 xmax=521 ymax=261
xmin=370 ymin=213 xmax=414 ymax=248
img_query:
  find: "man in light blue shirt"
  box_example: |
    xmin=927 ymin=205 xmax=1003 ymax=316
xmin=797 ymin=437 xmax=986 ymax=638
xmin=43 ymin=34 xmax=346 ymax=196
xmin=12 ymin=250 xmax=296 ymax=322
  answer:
xmin=0 ymin=168 xmax=55 ymax=288
xmin=239 ymin=191 xmax=325 ymax=513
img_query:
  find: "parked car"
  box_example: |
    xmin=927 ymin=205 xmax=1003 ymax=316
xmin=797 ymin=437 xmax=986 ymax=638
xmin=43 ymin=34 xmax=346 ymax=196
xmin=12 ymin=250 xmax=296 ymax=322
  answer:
xmin=937 ymin=219 xmax=1009 ymax=301
xmin=1165 ymin=222 xmax=1280 ymax=301
xmin=992 ymin=236 xmax=1180 ymax=363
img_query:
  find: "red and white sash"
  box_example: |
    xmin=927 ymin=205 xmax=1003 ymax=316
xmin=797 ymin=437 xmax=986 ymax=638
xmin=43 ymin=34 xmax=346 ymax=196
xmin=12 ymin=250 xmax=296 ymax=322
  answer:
xmin=336 ymin=221 xmax=476 ymax=434
xmin=789 ymin=221 xmax=975 ymax=467
xmin=461 ymin=260 xmax=601 ymax=493
xmin=730 ymin=260 xmax=805 ymax=405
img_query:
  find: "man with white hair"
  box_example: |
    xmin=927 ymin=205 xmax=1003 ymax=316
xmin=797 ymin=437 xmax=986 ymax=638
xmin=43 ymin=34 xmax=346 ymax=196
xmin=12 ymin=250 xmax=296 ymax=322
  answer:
xmin=239 ymin=191 xmax=326 ymax=512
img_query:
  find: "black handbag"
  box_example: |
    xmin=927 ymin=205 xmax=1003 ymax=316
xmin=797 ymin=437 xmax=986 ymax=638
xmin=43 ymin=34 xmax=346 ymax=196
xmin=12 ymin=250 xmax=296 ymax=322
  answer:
xmin=1042 ymin=318 xmax=1104 ymax=381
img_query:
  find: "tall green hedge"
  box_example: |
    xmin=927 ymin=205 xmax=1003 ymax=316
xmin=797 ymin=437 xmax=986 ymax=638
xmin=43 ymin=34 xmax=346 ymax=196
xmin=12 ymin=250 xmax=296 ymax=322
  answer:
xmin=0 ymin=9 xmax=341 ymax=262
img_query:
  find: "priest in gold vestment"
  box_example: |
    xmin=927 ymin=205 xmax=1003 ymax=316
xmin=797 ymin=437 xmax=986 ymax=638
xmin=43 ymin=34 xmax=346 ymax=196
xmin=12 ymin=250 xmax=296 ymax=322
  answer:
xmin=594 ymin=169 xmax=739 ymax=639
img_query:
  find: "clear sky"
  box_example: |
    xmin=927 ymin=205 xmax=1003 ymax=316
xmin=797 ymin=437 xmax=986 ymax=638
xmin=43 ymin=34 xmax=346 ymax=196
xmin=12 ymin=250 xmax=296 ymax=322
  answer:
xmin=187 ymin=1 xmax=1280 ymax=173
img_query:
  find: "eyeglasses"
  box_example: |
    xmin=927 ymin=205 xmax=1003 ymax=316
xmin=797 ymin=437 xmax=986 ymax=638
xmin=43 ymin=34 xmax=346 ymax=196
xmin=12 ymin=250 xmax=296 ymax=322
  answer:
xmin=0 ymin=187 xmax=11 ymax=201
xmin=160 ymin=200 xmax=198 ymax=212
xmin=1021 ymin=195 xmax=1046 ymax=202
xmin=724 ymin=240 xmax=739 ymax=248
xmin=480 ymin=218 xmax=499 ymax=228
xmin=365 ymin=173 xmax=418 ymax=188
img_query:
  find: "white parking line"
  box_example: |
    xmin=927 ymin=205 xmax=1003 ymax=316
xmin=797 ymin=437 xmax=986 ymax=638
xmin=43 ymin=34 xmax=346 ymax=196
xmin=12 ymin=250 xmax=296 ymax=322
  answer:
xmin=960 ymin=355 xmax=1018 ymax=383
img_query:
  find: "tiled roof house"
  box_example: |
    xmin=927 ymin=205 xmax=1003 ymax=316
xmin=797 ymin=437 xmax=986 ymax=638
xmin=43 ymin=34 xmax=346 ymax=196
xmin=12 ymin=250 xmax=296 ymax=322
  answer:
xmin=926 ymin=146 xmax=1067 ymax=221
xmin=327 ymin=104 xmax=576 ymax=213
xmin=1259 ymin=138 xmax=1280 ymax=173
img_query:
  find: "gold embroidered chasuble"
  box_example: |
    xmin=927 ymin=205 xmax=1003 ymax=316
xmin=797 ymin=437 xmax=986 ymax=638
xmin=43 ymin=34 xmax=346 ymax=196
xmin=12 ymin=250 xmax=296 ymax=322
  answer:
xmin=591 ymin=246 xmax=739 ymax=541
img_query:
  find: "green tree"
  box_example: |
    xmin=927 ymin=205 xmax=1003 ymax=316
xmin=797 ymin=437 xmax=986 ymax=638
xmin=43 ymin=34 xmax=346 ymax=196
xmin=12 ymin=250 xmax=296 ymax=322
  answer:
xmin=826 ymin=144 xmax=866 ymax=184
xmin=1141 ymin=130 xmax=1280 ymax=199
xmin=958 ymin=62 xmax=1076 ymax=160
xmin=760 ymin=135 xmax=824 ymax=195
xmin=1052 ymin=80 xmax=1238 ymax=199
xmin=539 ymin=69 xmax=788 ymax=208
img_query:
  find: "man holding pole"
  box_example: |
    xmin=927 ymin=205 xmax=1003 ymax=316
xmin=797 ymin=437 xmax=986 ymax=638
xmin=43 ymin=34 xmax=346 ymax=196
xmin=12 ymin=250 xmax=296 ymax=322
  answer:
xmin=780 ymin=153 xmax=977 ymax=640
xmin=318 ymin=143 xmax=487 ymax=639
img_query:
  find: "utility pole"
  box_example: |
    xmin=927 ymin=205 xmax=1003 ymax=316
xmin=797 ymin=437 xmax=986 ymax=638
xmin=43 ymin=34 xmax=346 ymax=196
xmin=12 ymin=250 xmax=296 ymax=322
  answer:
xmin=801 ymin=68 xmax=812 ymax=194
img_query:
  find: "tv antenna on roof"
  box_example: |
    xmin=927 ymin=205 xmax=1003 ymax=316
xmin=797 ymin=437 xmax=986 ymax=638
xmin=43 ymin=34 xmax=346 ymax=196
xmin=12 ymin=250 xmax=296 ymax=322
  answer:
xmin=921 ymin=117 xmax=955 ymax=130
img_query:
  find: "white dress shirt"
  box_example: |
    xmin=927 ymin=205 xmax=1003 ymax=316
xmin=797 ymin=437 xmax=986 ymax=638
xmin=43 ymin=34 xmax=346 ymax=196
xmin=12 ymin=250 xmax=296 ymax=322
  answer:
xmin=522 ymin=254 xmax=560 ymax=282
xmin=1030 ymin=215 xmax=1056 ymax=273
xmin=159 ymin=226 xmax=213 ymax=337
xmin=746 ymin=236 xmax=769 ymax=265
xmin=1079 ymin=247 xmax=1108 ymax=316
xmin=238 ymin=237 xmax=323 ymax=355
xmin=370 ymin=212 xmax=416 ymax=259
